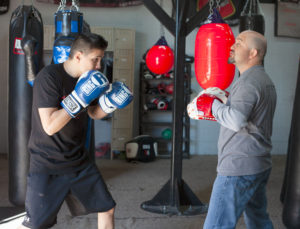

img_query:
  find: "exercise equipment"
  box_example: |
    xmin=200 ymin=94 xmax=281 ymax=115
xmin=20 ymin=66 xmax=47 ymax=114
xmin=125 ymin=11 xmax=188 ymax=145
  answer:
xmin=0 ymin=0 xmax=9 ymax=14
xmin=145 ymin=36 xmax=174 ymax=75
xmin=53 ymin=0 xmax=83 ymax=64
xmin=157 ymin=83 xmax=166 ymax=94
xmin=9 ymin=4 xmax=43 ymax=206
xmin=21 ymin=35 xmax=38 ymax=86
xmin=61 ymin=70 xmax=109 ymax=118
xmin=156 ymin=82 xmax=174 ymax=95
xmin=145 ymin=85 xmax=159 ymax=95
xmin=162 ymin=128 xmax=172 ymax=140
xmin=196 ymin=0 xmax=247 ymax=26
xmin=99 ymin=81 xmax=133 ymax=113
xmin=281 ymin=59 xmax=300 ymax=229
xmin=165 ymin=83 xmax=174 ymax=95
xmin=144 ymin=102 xmax=157 ymax=111
xmin=239 ymin=0 xmax=265 ymax=35
xmin=144 ymin=97 xmax=169 ymax=111
xmin=194 ymin=8 xmax=235 ymax=90
xmin=153 ymin=97 xmax=169 ymax=110
xmin=187 ymin=87 xmax=228 ymax=121
xmin=125 ymin=135 xmax=157 ymax=162
xmin=141 ymin=0 xmax=209 ymax=216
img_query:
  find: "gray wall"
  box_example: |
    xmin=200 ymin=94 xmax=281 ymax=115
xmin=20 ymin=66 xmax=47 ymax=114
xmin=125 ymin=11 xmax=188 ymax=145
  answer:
xmin=0 ymin=1 xmax=299 ymax=155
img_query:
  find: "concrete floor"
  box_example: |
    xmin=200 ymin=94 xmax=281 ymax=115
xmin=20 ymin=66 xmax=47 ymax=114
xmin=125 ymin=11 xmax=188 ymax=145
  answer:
xmin=0 ymin=155 xmax=286 ymax=229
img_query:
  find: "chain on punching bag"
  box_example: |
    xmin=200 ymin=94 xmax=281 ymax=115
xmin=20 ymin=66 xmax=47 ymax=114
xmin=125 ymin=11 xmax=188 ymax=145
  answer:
xmin=239 ymin=0 xmax=265 ymax=35
xmin=9 ymin=4 xmax=43 ymax=206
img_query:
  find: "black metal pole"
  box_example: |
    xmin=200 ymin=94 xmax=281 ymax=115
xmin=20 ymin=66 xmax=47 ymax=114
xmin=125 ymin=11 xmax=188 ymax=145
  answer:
xmin=170 ymin=0 xmax=187 ymax=205
xmin=141 ymin=0 xmax=208 ymax=216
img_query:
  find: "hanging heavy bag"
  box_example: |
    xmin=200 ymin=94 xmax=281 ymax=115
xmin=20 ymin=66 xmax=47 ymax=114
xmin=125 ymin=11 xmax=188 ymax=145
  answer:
xmin=194 ymin=8 xmax=235 ymax=91
xmin=53 ymin=3 xmax=83 ymax=64
xmin=281 ymin=61 xmax=300 ymax=229
xmin=0 ymin=0 xmax=9 ymax=14
xmin=9 ymin=4 xmax=43 ymax=206
xmin=239 ymin=0 xmax=265 ymax=35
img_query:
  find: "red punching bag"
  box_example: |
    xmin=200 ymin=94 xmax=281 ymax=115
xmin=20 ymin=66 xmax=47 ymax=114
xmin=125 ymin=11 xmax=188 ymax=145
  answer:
xmin=194 ymin=9 xmax=235 ymax=90
xmin=146 ymin=36 xmax=174 ymax=75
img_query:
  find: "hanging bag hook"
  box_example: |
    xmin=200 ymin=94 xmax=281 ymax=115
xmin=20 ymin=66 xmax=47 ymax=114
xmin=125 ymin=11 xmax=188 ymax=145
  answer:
xmin=70 ymin=0 xmax=80 ymax=11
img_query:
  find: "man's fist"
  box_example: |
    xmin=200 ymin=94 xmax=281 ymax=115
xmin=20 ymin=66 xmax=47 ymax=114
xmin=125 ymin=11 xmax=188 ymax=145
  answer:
xmin=99 ymin=81 xmax=133 ymax=114
xmin=61 ymin=70 xmax=109 ymax=118
xmin=187 ymin=87 xmax=228 ymax=121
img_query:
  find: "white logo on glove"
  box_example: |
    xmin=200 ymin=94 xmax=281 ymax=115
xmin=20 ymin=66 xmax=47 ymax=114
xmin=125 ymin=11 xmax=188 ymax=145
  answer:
xmin=111 ymin=89 xmax=130 ymax=105
xmin=80 ymin=72 xmax=108 ymax=96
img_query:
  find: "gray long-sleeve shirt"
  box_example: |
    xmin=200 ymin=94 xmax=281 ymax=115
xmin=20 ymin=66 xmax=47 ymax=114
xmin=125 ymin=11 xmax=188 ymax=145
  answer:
xmin=212 ymin=65 xmax=277 ymax=176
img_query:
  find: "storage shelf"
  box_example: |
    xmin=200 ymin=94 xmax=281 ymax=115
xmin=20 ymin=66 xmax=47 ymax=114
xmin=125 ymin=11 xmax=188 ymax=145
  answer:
xmin=143 ymin=93 xmax=173 ymax=96
xmin=142 ymin=77 xmax=173 ymax=81
xmin=142 ymin=109 xmax=173 ymax=113
xmin=141 ymin=121 xmax=172 ymax=127
xmin=139 ymin=62 xmax=191 ymax=158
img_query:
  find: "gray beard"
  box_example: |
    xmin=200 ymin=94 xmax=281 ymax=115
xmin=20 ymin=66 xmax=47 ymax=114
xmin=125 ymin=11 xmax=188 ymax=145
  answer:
xmin=228 ymin=57 xmax=235 ymax=64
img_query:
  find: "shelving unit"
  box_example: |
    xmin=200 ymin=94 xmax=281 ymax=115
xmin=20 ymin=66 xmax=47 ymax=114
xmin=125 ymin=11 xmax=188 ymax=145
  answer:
xmin=139 ymin=61 xmax=191 ymax=158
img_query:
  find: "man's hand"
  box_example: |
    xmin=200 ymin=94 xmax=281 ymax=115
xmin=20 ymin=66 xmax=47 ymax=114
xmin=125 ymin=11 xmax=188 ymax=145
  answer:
xmin=61 ymin=70 xmax=109 ymax=118
xmin=187 ymin=87 xmax=228 ymax=121
xmin=98 ymin=81 xmax=133 ymax=114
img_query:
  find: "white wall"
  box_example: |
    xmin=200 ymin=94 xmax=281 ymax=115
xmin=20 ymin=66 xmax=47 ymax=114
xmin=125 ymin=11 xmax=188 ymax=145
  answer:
xmin=0 ymin=1 xmax=299 ymax=154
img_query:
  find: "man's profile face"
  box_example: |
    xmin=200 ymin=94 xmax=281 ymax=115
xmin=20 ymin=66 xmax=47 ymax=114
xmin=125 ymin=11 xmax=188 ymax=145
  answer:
xmin=78 ymin=48 xmax=105 ymax=75
xmin=228 ymin=33 xmax=250 ymax=65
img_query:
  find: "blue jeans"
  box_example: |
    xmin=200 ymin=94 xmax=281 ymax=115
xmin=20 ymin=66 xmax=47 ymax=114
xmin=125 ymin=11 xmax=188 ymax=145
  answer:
xmin=204 ymin=169 xmax=273 ymax=229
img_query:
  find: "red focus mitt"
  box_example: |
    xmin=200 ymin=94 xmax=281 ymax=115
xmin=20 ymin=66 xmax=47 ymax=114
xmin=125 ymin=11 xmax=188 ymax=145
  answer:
xmin=187 ymin=87 xmax=228 ymax=121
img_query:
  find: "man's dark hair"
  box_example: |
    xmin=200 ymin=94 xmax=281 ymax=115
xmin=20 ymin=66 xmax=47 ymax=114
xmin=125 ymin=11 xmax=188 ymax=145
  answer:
xmin=69 ymin=33 xmax=108 ymax=58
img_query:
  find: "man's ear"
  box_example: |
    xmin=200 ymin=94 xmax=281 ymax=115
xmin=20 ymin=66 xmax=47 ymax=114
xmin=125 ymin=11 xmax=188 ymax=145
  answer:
xmin=249 ymin=48 xmax=258 ymax=60
xmin=74 ymin=51 xmax=83 ymax=62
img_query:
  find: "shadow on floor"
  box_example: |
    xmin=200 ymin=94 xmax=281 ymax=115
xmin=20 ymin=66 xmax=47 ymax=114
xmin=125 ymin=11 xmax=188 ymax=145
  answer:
xmin=0 ymin=206 xmax=25 ymax=221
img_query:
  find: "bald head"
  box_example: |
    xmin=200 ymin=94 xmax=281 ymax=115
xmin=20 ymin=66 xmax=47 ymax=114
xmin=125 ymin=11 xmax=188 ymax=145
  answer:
xmin=241 ymin=30 xmax=267 ymax=62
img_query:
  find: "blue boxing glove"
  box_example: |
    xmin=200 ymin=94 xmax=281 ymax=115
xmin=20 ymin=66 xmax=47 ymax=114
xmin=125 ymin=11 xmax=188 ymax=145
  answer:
xmin=61 ymin=70 xmax=109 ymax=117
xmin=99 ymin=81 xmax=133 ymax=114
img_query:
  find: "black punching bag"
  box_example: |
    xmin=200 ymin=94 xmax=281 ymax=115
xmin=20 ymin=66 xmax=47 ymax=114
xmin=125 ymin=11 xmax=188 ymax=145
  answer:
xmin=282 ymin=59 xmax=300 ymax=229
xmin=239 ymin=0 xmax=265 ymax=35
xmin=9 ymin=5 xmax=43 ymax=206
xmin=53 ymin=8 xmax=83 ymax=64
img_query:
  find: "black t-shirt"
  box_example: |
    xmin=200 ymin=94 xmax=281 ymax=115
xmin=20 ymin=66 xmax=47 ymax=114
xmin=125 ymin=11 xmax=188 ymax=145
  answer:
xmin=28 ymin=63 xmax=90 ymax=174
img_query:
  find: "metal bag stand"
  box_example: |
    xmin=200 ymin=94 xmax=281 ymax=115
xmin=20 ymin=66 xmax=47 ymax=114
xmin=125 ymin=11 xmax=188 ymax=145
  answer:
xmin=141 ymin=0 xmax=216 ymax=215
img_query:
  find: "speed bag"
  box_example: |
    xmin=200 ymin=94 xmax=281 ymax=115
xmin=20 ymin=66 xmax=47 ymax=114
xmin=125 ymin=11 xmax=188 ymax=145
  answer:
xmin=9 ymin=5 xmax=43 ymax=206
xmin=125 ymin=135 xmax=157 ymax=162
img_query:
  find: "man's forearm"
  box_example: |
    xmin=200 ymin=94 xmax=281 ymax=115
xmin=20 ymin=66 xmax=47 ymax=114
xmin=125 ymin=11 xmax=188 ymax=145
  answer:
xmin=87 ymin=104 xmax=108 ymax=120
xmin=39 ymin=107 xmax=72 ymax=136
xmin=212 ymin=100 xmax=248 ymax=132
